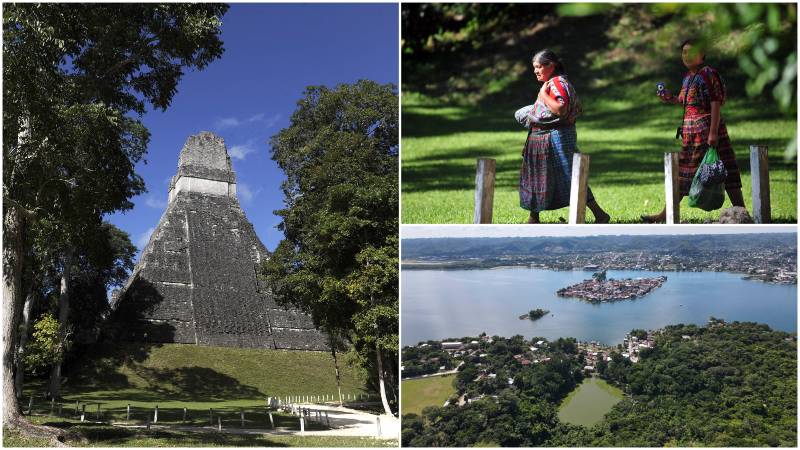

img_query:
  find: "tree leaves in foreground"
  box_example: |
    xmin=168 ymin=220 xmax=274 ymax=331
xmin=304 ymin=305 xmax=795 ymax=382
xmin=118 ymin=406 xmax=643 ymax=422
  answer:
xmin=2 ymin=3 xmax=227 ymax=439
xmin=263 ymin=80 xmax=398 ymax=414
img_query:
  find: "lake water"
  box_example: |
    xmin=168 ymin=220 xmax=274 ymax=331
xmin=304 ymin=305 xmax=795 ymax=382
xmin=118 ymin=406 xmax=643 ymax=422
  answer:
xmin=402 ymin=268 xmax=797 ymax=346
xmin=558 ymin=377 xmax=623 ymax=427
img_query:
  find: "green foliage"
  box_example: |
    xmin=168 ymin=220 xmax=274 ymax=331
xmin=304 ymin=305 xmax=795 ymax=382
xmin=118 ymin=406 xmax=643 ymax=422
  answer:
xmin=23 ymin=313 xmax=63 ymax=376
xmin=3 ymin=3 xmax=228 ymax=220
xmin=630 ymin=329 xmax=648 ymax=340
xmin=3 ymin=5 xmax=228 ymax=399
xmin=402 ymin=335 xmax=585 ymax=446
xmin=263 ymin=80 xmax=398 ymax=412
xmin=527 ymin=308 xmax=549 ymax=320
xmin=586 ymin=323 xmax=796 ymax=446
xmin=401 ymin=344 xmax=456 ymax=377
xmin=403 ymin=323 xmax=796 ymax=447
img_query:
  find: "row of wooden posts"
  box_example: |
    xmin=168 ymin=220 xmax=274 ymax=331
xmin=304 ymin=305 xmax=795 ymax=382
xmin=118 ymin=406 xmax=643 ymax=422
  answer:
xmin=278 ymin=392 xmax=370 ymax=404
xmin=23 ymin=392 xmax=368 ymax=420
xmin=474 ymin=145 xmax=771 ymax=224
xmin=23 ymin=393 xmax=386 ymax=436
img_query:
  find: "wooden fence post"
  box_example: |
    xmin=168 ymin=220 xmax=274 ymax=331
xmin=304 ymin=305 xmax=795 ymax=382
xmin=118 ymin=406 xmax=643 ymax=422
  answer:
xmin=473 ymin=158 xmax=496 ymax=224
xmin=183 ymin=407 xmax=187 ymax=422
xmin=568 ymin=154 xmax=590 ymax=224
xmin=240 ymin=408 xmax=245 ymax=428
xmin=300 ymin=417 xmax=305 ymax=436
xmin=268 ymin=412 xmax=275 ymax=429
xmin=664 ymin=152 xmax=680 ymax=224
xmin=80 ymin=404 xmax=86 ymax=422
xmin=218 ymin=416 xmax=222 ymax=431
xmin=26 ymin=395 xmax=33 ymax=415
xmin=376 ymin=415 xmax=382 ymax=437
xmin=209 ymin=408 xmax=214 ymax=426
xmin=126 ymin=404 xmax=131 ymax=422
xmin=97 ymin=404 xmax=101 ymax=421
xmin=750 ymin=145 xmax=771 ymax=223
xmin=153 ymin=405 xmax=158 ymax=423
xmin=325 ymin=411 xmax=330 ymax=428
xmin=50 ymin=397 xmax=55 ymax=415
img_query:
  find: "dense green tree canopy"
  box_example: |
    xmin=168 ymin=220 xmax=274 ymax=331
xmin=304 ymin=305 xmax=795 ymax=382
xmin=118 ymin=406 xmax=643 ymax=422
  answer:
xmin=2 ymin=3 xmax=227 ymax=436
xmin=263 ymin=80 xmax=398 ymax=413
xmin=402 ymin=323 xmax=796 ymax=447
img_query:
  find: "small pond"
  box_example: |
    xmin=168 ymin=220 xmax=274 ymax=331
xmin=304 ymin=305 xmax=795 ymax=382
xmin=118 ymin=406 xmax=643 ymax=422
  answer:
xmin=558 ymin=376 xmax=623 ymax=427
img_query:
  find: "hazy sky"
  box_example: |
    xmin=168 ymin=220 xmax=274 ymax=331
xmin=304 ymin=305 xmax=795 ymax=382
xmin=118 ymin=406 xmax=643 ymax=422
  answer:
xmin=401 ymin=225 xmax=797 ymax=239
xmin=105 ymin=4 xmax=398 ymax=256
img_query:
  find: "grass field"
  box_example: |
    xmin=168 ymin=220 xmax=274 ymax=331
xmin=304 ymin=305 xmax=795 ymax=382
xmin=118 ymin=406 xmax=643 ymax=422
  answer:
xmin=3 ymin=417 xmax=396 ymax=447
xmin=401 ymin=375 xmax=456 ymax=416
xmin=402 ymin=91 xmax=797 ymax=224
xmin=19 ymin=343 xmax=369 ymax=428
xmin=401 ymin=11 xmax=797 ymax=224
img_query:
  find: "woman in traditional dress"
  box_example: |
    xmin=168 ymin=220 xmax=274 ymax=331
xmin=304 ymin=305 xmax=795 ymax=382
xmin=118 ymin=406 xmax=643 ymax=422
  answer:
xmin=642 ymin=39 xmax=744 ymax=223
xmin=519 ymin=49 xmax=610 ymax=224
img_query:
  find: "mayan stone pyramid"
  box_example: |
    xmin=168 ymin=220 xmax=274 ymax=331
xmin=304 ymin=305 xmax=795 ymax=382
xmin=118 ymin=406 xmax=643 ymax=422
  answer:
xmin=110 ymin=132 xmax=328 ymax=351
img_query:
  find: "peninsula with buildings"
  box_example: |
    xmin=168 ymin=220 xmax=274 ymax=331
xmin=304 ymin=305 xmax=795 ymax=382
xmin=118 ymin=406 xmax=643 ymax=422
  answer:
xmin=557 ymin=270 xmax=667 ymax=303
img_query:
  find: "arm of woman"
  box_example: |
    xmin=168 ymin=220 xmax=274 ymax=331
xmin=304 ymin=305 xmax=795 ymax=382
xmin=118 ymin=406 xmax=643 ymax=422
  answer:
xmin=708 ymin=101 xmax=721 ymax=146
xmin=538 ymin=83 xmax=568 ymax=116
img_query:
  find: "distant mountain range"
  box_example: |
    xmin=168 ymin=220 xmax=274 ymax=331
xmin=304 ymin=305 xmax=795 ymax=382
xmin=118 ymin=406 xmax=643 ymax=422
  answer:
xmin=401 ymin=234 xmax=796 ymax=259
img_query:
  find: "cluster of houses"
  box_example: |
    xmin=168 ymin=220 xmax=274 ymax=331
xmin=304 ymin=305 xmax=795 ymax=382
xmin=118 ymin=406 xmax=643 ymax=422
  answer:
xmin=557 ymin=276 xmax=668 ymax=303
xmin=578 ymin=330 xmax=658 ymax=371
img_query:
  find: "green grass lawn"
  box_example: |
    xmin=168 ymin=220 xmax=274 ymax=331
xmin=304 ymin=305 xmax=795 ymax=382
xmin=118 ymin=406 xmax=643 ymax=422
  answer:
xmin=401 ymin=375 xmax=456 ymax=416
xmin=4 ymin=418 xmax=396 ymax=447
xmin=18 ymin=343 xmax=371 ymax=432
xmin=400 ymin=10 xmax=797 ymax=224
xmin=402 ymin=90 xmax=797 ymax=224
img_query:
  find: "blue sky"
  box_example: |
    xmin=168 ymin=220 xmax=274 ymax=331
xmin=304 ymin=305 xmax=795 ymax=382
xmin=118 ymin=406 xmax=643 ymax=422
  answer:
xmin=106 ymin=3 xmax=399 ymax=254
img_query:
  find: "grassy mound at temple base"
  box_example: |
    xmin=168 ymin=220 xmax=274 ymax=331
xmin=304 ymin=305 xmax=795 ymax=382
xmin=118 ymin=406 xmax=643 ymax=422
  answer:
xmin=20 ymin=342 xmax=370 ymax=426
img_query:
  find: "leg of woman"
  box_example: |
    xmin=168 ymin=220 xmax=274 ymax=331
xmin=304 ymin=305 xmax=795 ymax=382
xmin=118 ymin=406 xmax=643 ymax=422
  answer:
xmin=527 ymin=212 xmax=540 ymax=224
xmin=726 ymin=187 xmax=745 ymax=208
xmin=587 ymin=199 xmax=610 ymax=223
xmin=716 ymin=122 xmax=745 ymax=208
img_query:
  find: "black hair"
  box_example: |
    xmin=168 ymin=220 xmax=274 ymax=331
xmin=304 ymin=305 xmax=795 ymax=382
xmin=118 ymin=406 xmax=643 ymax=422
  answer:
xmin=680 ymin=38 xmax=707 ymax=61
xmin=532 ymin=49 xmax=566 ymax=75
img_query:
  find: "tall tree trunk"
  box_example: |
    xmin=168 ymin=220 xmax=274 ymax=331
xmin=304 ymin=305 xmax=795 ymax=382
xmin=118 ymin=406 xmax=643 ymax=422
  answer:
xmin=14 ymin=290 xmax=35 ymax=398
xmin=49 ymin=247 xmax=73 ymax=399
xmin=329 ymin=330 xmax=344 ymax=407
xmin=375 ymin=344 xmax=393 ymax=416
xmin=3 ymin=207 xmax=26 ymax=423
xmin=384 ymin=350 xmax=398 ymax=405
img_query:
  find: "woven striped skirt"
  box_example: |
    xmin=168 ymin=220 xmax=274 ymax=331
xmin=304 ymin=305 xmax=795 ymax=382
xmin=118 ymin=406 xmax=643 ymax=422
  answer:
xmin=679 ymin=116 xmax=742 ymax=196
xmin=519 ymin=125 xmax=594 ymax=212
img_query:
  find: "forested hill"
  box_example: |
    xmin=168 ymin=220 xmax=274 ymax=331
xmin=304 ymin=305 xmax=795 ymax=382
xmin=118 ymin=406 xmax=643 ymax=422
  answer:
xmin=402 ymin=234 xmax=795 ymax=259
xmin=401 ymin=322 xmax=797 ymax=447
xmin=575 ymin=322 xmax=797 ymax=446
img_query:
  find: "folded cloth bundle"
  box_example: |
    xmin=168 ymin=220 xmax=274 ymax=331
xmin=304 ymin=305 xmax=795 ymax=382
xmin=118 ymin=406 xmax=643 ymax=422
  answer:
xmin=699 ymin=159 xmax=727 ymax=186
xmin=514 ymin=105 xmax=535 ymax=128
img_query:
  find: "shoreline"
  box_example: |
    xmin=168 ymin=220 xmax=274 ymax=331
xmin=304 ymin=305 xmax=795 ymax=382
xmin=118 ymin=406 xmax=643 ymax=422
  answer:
xmin=401 ymin=262 xmax=796 ymax=285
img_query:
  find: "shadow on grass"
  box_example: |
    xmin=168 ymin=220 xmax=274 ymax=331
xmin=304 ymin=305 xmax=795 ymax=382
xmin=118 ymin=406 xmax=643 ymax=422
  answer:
xmin=29 ymin=421 xmax=294 ymax=447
